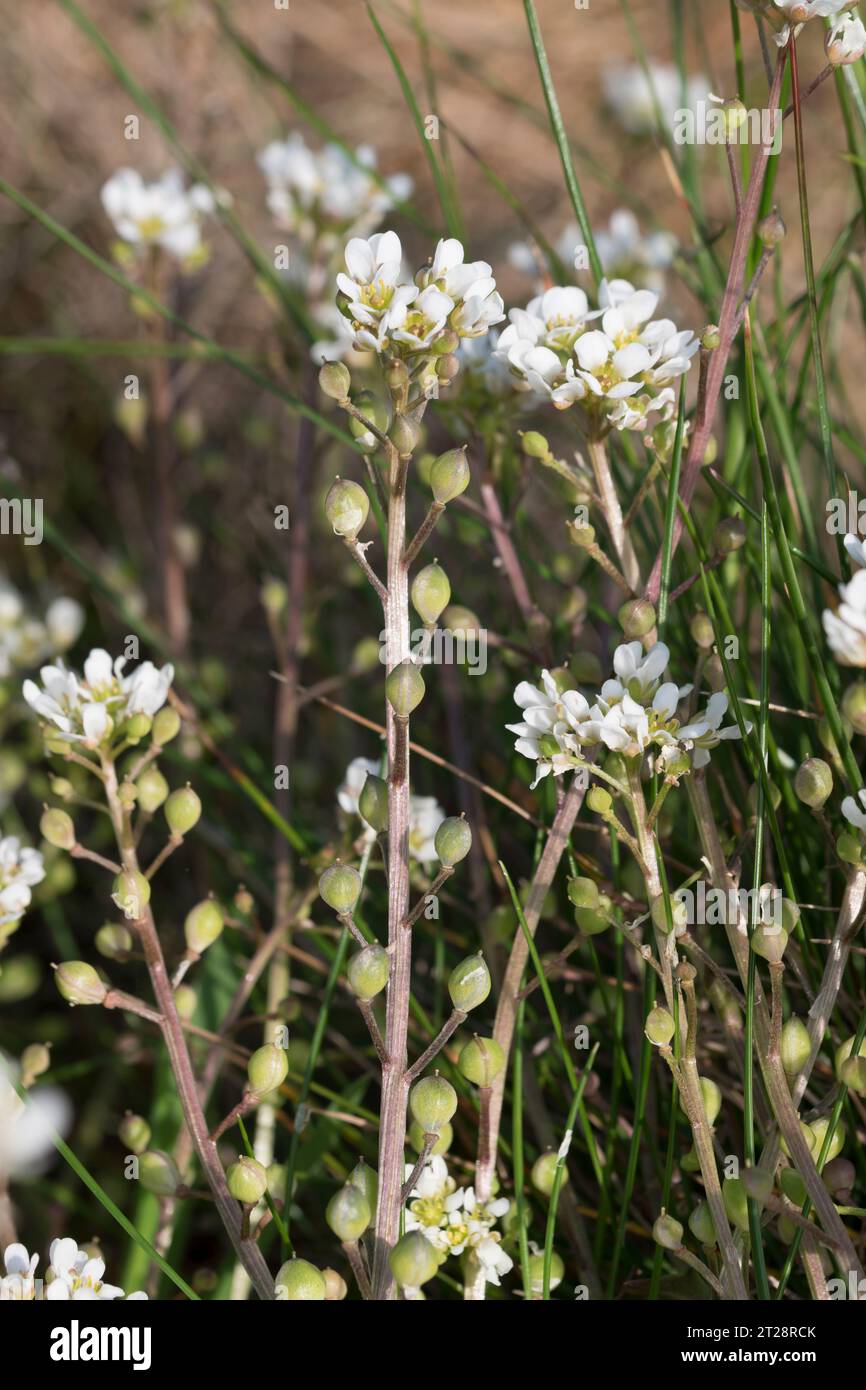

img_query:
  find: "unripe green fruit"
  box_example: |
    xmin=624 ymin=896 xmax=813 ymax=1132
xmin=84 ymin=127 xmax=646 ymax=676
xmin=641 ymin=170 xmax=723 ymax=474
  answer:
xmin=645 ymin=1006 xmax=675 ymax=1047
xmin=587 ymin=786 xmax=612 ymax=816
xmin=688 ymin=1201 xmax=716 ymax=1246
xmin=348 ymin=1159 xmax=378 ymax=1213
xmin=751 ymin=923 xmax=788 ymax=963
xmin=718 ymin=97 xmax=748 ymax=139
xmin=818 ymin=713 xmax=853 ymax=759
xmin=385 ymin=357 xmax=410 ymax=391
xmin=700 ymin=1076 xmax=722 ymax=1127
xmin=780 ymin=1016 xmax=811 ymax=1078
xmin=575 ymin=905 xmax=610 ymax=937
xmin=690 ymin=611 xmax=715 ymax=650
xmin=411 ymin=562 xmax=451 ymax=625
xmin=842 ymin=681 xmax=866 ymax=735
xmin=442 ymin=604 xmax=481 ymax=636
xmin=119 ymin=1113 xmax=151 ymax=1155
xmin=389 ymin=1231 xmax=438 ymax=1288
xmin=174 ymin=984 xmax=197 ymax=1019
xmin=137 ymin=766 xmax=169 ymax=813
xmin=781 ymin=1120 xmax=817 ymax=1160
xmin=756 ymin=209 xmax=786 ymax=248
xmin=184 ymin=899 xmax=224 ymax=954
xmin=681 ymin=1146 xmax=700 ymax=1173
xmin=319 ymin=862 xmax=362 ymax=915
xmin=431 ymin=330 xmax=459 ymax=356
xmin=359 ymin=773 xmax=388 ymax=832
xmin=742 ymin=1168 xmax=773 ymax=1205
xmin=723 ymin=1177 xmax=750 ymax=1233
xmin=618 ymin=598 xmax=656 ymax=639
xmin=125 ymin=713 xmax=152 ymax=741
xmin=779 ymin=1168 xmax=807 ymax=1207
xmin=458 ymin=1036 xmax=505 ymax=1087
xmin=714 ymin=515 xmax=746 ymax=554
xmin=651 ymin=894 xmax=687 ymax=935
xmin=409 ymin=1073 xmax=457 ymax=1131
xmin=521 ymin=430 xmax=550 ymax=460
xmin=822 ymin=1157 xmax=855 ymax=1199
xmin=837 ymin=831 xmax=863 ymax=866
xmin=567 ymin=876 xmax=599 ymax=910
xmin=841 ymin=1057 xmax=866 ymax=1097
xmin=139 ymin=1149 xmax=181 ymax=1196
xmin=318 ymin=360 xmax=351 ymax=401
xmin=322 ymin=1268 xmax=348 ymax=1301
xmin=532 ymin=1150 xmax=567 ymax=1197
xmin=528 ymin=1250 xmax=563 ymax=1292
xmin=55 ymin=960 xmax=107 ymax=1006
xmin=275 ymin=1259 xmax=326 ymax=1301
xmin=794 ymin=758 xmax=833 ymax=808
xmin=409 ymin=1119 xmax=452 ymax=1155
xmin=385 ymin=660 xmax=425 ymax=717
xmin=653 ymin=1212 xmax=683 ymax=1250
xmin=325 ymin=477 xmax=369 ymax=540
xmin=20 ymin=1042 xmax=51 ymax=1087
xmin=435 ymin=815 xmax=472 ymax=867
xmin=347 ymin=943 xmax=390 ymax=1000
xmin=808 ymin=1116 xmax=845 ymax=1162
xmin=326 ymin=1183 xmax=371 ymax=1241
xmin=40 ymin=807 xmax=75 ymax=850
xmin=448 ymin=952 xmax=491 ymax=1012
xmin=390 ymin=413 xmax=422 ymax=455
xmin=111 ymin=869 xmax=151 ymax=920
xmin=227 ymin=1155 xmax=268 ymax=1205
xmin=429 ymin=447 xmax=470 ymax=504
xmin=348 ymin=391 xmax=390 ymax=448
xmin=247 ymin=1042 xmax=288 ymax=1097
xmin=164 ymin=785 xmax=201 ymax=837
xmin=152 ymin=707 xmax=181 ymax=745
xmin=835 ymin=1033 xmax=866 ymax=1082
xmin=95 ymin=923 xmax=133 ymax=960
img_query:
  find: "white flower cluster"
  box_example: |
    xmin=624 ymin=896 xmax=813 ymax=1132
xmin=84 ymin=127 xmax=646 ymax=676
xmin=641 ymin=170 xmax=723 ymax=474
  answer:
xmin=338 ymin=756 xmax=445 ymax=862
xmin=1 ymin=1056 xmax=70 ymax=1180
xmin=494 ymin=278 xmax=697 ymax=432
xmin=603 ymin=61 xmax=707 ymax=137
xmin=0 ymin=836 xmax=45 ymax=934
xmin=0 ymin=581 xmax=83 ymax=679
xmin=823 ymin=533 xmax=866 ymax=666
xmin=1 ymin=1239 xmax=146 ymax=1301
xmin=23 ymin=648 xmax=174 ymax=747
xmin=258 ymin=135 xmax=411 ymax=251
xmin=101 ymin=168 xmax=222 ymax=264
xmin=737 ymin=1 xmax=865 ymax=56
xmin=509 ymin=210 xmax=677 ymax=299
xmin=508 ymin=643 xmax=745 ymax=790
xmin=337 ymin=232 xmax=504 ymax=356
xmin=403 ymin=1154 xmax=513 ymax=1286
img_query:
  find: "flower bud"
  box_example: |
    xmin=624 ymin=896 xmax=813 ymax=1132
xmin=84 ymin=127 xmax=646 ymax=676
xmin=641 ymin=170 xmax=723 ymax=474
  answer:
xmin=701 ymin=324 xmax=721 ymax=351
xmin=385 ymin=358 xmax=410 ymax=392
xmin=688 ymin=1201 xmax=716 ymax=1246
xmin=842 ymin=681 xmax=866 ymax=734
xmin=436 ymin=353 xmax=460 ymax=383
xmin=430 ymin=330 xmax=459 ymax=356
xmin=808 ymin=1116 xmax=845 ymax=1162
xmin=569 ymin=522 xmax=596 ymax=549
xmin=318 ymin=360 xmax=351 ymax=401
xmin=326 ymin=1183 xmax=371 ymax=1241
xmin=690 ymin=611 xmax=715 ymax=650
xmin=435 ymin=815 xmax=472 ymax=867
xmin=325 ymin=477 xmax=369 ymax=540
xmin=618 ymin=598 xmax=656 ymax=639
xmin=164 ymin=785 xmax=201 ymax=837
xmin=40 ymin=807 xmax=75 ymax=851
xmin=125 ymin=713 xmax=152 ymax=742
xmin=319 ymin=862 xmax=362 ymax=915
xmin=247 ymin=1042 xmax=288 ymax=1097
xmin=184 ymin=899 xmax=224 ymax=954
xmin=567 ymin=876 xmax=599 ymax=910
xmin=358 ymin=773 xmax=388 ymax=833
xmin=347 ymin=943 xmax=390 ymax=1000
xmin=521 ymin=430 xmax=551 ymax=460
xmin=587 ymin=786 xmax=613 ymax=816
xmin=389 ymin=1231 xmax=438 ymax=1288
xmin=751 ymin=922 xmax=788 ymax=964
xmin=55 ymin=960 xmax=107 ymax=1006
xmin=152 ymin=707 xmax=181 ymax=745
xmin=385 ymin=660 xmax=425 ymax=717
xmin=714 ymin=515 xmax=746 ymax=554
xmin=409 ymin=1073 xmax=457 ymax=1131
xmin=174 ymin=984 xmax=197 ymax=1019
xmin=411 ymin=562 xmax=451 ymax=625
xmin=137 ymin=766 xmax=169 ymax=813
xmin=448 ymin=952 xmax=491 ymax=1012
xmin=794 ymin=757 xmax=832 ymax=808
xmin=322 ymin=1268 xmax=348 ymax=1300
xmin=95 ymin=923 xmax=133 ymax=960
xmin=119 ymin=1112 xmax=151 ymax=1155
xmin=780 ymin=1015 xmax=811 ymax=1077
xmin=429 ymin=447 xmax=470 ymax=504
xmin=275 ymin=1258 xmax=326 ymax=1301
xmin=723 ymin=1177 xmax=750 ymax=1233
xmin=645 ymin=1006 xmax=675 ymax=1047
xmin=409 ymin=1119 xmax=452 ymax=1155
xmin=757 ymin=208 xmax=786 ymax=248
xmin=458 ymin=1035 xmax=505 ymax=1087
xmin=348 ymin=391 xmax=390 ymax=449
xmin=653 ymin=1211 xmax=683 ymax=1250
xmin=532 ymin=1150 xmax=567 ymax=1197
xmin=528 ymin=1250 xmax=563 ymax=1293
xmin=390 ymin=412 xmax=422 ymax=456
xmin=20 ymin=1042 xmax=51 ymax=1087
xmin=139 ymin=1149 xmax=181 ymax=1196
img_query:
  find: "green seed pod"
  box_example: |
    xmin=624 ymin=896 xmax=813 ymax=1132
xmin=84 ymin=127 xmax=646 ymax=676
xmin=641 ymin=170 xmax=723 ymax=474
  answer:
xmin=227 ymin=1155 xmax=268 ymax=1205
xmin=718 ymin=96 xmax=748 ymax=140
xmin=458 ymin=1036 xmax=505 ymax=1087
xmin=164 ymin=785 xmax=201 ymax=837
xmin=347 ymin=943 xmax=390 ymax=1000
xmin=118 ymin=1112 xmax=151 ymax=1155
xmin=741 ymin=1167 xmax=773 ymax=1205
xmin=834 ymin=1033 xmax=866 ymax=1082
xmin=532 ymin=1150 xmax=567 ymax=1197
xmin=700 ymin=1076 xmax=722 ymax=1127
xmin=174 ymin=984 xmax=197 ymax=1020
xmin=125 ymin=712 xmax=152 ymax=741
xmin=326 ymin=1183 xmax=371 ymax=1241
xmin=390 ymin=412 xmax=422 ymax=455
xmin=837 ymin=831 xmax=863 ymax=866
xmin=95 ymin=923 xmax=133 ymax=960
xmin=436 ymin=353 xmax=460 ymax=383
xmin=358 ymin=773 xmax=388 ymax=833
xmin=448 ymin=952 xmax=491 ymax=1012
xmin=389 ymin=1231 xmax=438 ymax=1288
xmin=690 ymin=611 xmax=715 ymax=650
xmin=818 ymin=713 xmax=853 ymax=759
xmin=409 ymin=1073 xmax=457 ymax=1131
xmin=751 ymin=923 xmax=788 ymax=964
xmin=385 ymin=358 xmax=410 ymax=392
xmin=322 ymin=1268 xmax=348 ymax=1301
xmin=385 ymin=660 xmax=425 ymax=717
xmin=841 ymin=1057 xmax=866 ymax=1097
xmin=793 ymin=757 xmax=833 ymax=808
xmin=528 ymin=1250 xmax=563 ymax=1293
xmin=587 ymin=786 xmax=612 ymax=816
xmin=434 ymin=815 xmax=472 ymax=867
xmin=318 ymin=360 xmax=351 ymax=402
xmin=275 ymin=1258 xmax=326 ymax=1301
xmin=55 ymin=960 xmax=107 ymax=1006
xmin=111 ymin=870 xmax=151 ymax=920
xmin=842 ymin=681 xmax=866 ymax=734
xmin=701 ymin=324 xmax=721 ymax=351
xmin=681 ymin=1146 xmax=700 ymax=1173
xmin=618 ymin=598 xmax=656 ymax=639
xmin=40 ymin=807 xmax=75 ymax=851
xmin=411 ymin=562 xmax=451 ymax=625
xmin=780 ymin=1120 xmax=816 ymax=1160
xmin=442 ymin=604 xmax=482 ymax=636
xmin=521 ymin=430 xmax=551 ymax=460
xmin=645 ymin=1006 xmax=676 ymax=1047
xmin=714 ymin=515 xmax=746 ymax=554
xmin=319 ymin=862 xmax=362 ymax=915
xmin=756 ymin=208 xmax=786 ymax=248
xmin=780 ymin=1016 xmax=811 ymax=1078
xmin=429 ymin=447 xmax=470 ymax=504
xmin=723 ymin=1178 xmax=750 ymax=1233
xmin=779 ymin=1168 xmax=807 ymax=1207
xmin=567 ymin=876 xmax=599 ymax=910
xmin=808 ymin=1116 xmax=845 ymax=1162
xmin=650 ymin=894 xmax=687 ymax=935
xmin=137 ymin=766 xmax=170 ymax=813
xmin=430 ymin=330 xmax=459 ymax=356
xmin=575 ymin=905 xmax=611 ymax=937
xmin=409 ymin=1119 xmax=452 ymax=1155
xmin=688 ymin=1201 xmax=716 ymax=1246
xmin=348 ymin=1159 xmax=378 ymax=1214
xmin=325 ymin=477 xmax=369 ymax=541
xmin=653 ymin=1212 xmax=684 ymax=1250
xmin=184 ymin=899 xmax=224 ymax=954
xmin=139 ymin=1149 xmax=181 ymax=1197
xmin=247 ymin=1042 xmax=288 ymax=1097
xmin=348 ymin=391 xmax=390 ymax=449
xmin=152 ymin=707 xmax=181 ymax=746
xmin=20 ymin=1042 xmax=51 ymax=1087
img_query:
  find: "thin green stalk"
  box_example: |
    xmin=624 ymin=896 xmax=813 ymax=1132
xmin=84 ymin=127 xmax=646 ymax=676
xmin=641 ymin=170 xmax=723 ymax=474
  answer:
xmin=542 ymin=1044 xmax=600 ymax=1300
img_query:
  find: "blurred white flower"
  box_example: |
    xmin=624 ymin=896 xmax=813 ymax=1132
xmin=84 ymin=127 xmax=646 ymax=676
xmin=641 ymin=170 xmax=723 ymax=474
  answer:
xmin=101 ymin=168 xmax=219 ymax=262
xmin=0 ymin=837 xmax=45 ymax=929
xmin=603 ymin=62 xmax=706 ymax=137
xmin=0 ymin=580 xmax=83 ymax=678
xmin=0 ymin=1056 xmax=70 ymax=1183
xmin=337 ymin=756 xmax=445 ymax=861
xmin=0 ymin=1244 xmax=39 ymax=1300
xmin=842 ymin=787 xmax=866 ymax=831
xmin=258 ymin=135 xmax=411 ymax=247
xmin=827 ymin=11 xmax=866 ymax=64
xmin=844 ymin=532 xmax=866 ymax=568
xmin=823 ymin=568 xmax=866 ymax=666
xmin=23 ymin=648 xmax=173 ymax=746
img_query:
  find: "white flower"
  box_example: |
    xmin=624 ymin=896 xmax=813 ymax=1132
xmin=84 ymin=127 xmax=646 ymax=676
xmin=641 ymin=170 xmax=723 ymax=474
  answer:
xmin=258 ymin=135 xmax=411 ymax=244
xmin=587 ymin=685 xmax=682 ymax=759
xmin=0 ymin=580 xmax=83 ymax=677
xmin=581 ymin=210 xmax=676 ymax=294
xmin=844 ymin=533 xmax=866 ymax=568
xmin=337 ymin=756 xmax=381 ymax=816
xmin=101 ymin=169 xmax=217 ymax=262
xmin=605 ymin=641 xmax=683 ymax=706
xmin=0 ymin=836 xmax=45 ymax=929
xmin=678 ymin=692 xmax=748 ymax=769
xmin=1 ymin=1235 xmax=145 ymax=1300
xmin=0 ymin=1056 xmax=70 ymax=1180
xmin=23 ymin=648 xmax=174 ymax=746
xmin=827 ymin=11 xmax=866 ymax=63
xmin=0 ymin=1244 xmax=39 ymax=1300
xmin=506 ymin=670 xmax=598 ymax=788
xmin=603 ymin=62 xmax=707 ymax=137
xmin=389 ymin=284 xmax=455 ymax=351
xmin=842 ymin=787 xmax=866 ymax=831
xmin=336 ymin=230 xmax=415 ymax=352
xmin=475 ymin=1235 xmax=514 ymax=1286
xmin=405 ymin=1153 xmax=451 ymax=1202
xmin=337 ymin=756 xmax=445 ymax=861
xmin=823 ymin=568 xmax=866 ymax=666
xmin=418 ymin=238 xmax=505 ymax=338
